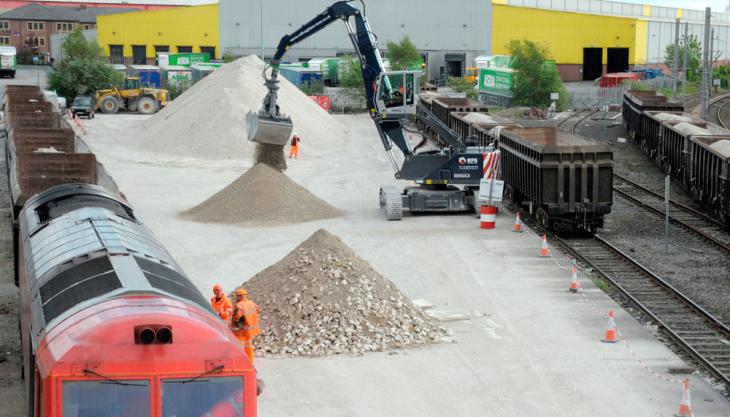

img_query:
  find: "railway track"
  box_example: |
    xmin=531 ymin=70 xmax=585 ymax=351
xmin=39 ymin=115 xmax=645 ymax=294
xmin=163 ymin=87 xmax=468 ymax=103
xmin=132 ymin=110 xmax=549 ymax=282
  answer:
xmin=516 ymin=212 xmax=730 ymax=387
xmin=715 ymin=97 xmax=730 ymax=129
xmin=537 ymin=106 xmax=730 ymax=385
xmin=612 ymin=174 xmax=730 ymax=254
xmin=555 ymin=108 xmax=598 ymax=132
xmin=558 ymin=233 xmax=730 ymax=386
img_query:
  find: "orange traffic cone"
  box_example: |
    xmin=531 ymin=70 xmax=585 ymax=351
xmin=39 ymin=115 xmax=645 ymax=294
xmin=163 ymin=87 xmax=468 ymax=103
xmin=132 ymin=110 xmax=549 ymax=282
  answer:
xmin=539 ymin=234 xmax=550 ymax=257
xmin=512 ymin=213 xmax=523 ymax=233
xmin=602 ymin=310 xmax=618 ymax=343
xmin=677 ymin=378 xmax=692 ymax=417
xmin=568 ymin=263 xmax=581 ymax=293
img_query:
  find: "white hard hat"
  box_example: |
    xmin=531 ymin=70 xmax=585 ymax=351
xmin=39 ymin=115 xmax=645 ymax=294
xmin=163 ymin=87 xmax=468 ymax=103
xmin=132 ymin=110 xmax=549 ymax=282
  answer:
xmin=293 ymin=132 xmax=298 ymax=136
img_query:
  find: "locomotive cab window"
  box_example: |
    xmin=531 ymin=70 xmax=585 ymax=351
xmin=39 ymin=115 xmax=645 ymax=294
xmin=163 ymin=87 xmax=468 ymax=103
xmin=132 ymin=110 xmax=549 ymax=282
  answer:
xmin=162 ymin=376 xmax=243 ymax=417
xmin=62 ymin=380 xmax=150 ymax=417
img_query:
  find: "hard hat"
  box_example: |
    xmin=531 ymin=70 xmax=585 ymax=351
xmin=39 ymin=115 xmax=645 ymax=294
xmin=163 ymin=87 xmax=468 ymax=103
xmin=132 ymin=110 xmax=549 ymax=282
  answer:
xmin=213 ymin=284 xmax=222 ymax=292
xmin=235 ymin=288 xmax=248 ymax=296
xmin=293 ymin=132 xmax=298 ymax=136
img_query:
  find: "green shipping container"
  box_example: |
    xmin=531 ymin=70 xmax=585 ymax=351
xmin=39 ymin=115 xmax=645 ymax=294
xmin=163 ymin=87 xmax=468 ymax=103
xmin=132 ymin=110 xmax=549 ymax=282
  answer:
xmin=479 ymin=68 xmax=513 ymax=97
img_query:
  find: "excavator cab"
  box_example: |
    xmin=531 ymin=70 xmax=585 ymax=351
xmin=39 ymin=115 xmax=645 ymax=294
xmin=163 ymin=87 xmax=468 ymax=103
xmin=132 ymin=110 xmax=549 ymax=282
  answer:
xmin=375 ymin=71 xmax=420 ymax=117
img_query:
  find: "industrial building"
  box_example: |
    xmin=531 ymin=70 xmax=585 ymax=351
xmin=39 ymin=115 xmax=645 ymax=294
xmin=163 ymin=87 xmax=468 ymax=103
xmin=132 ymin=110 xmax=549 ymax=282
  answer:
xmin=92 ymin=0 xmax=730 ymax=82
xmin=218 ymin=0 xmax=492 ymax=80
xmin=493 ymin=0 xmax=730 ymax=81
xmin=97 ymin=4 xmax=218 ymax=65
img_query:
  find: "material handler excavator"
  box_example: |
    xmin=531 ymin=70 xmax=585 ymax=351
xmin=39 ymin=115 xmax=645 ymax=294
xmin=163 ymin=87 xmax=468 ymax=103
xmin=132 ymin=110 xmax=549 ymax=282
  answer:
xmin=246 ymin=0 xmax=491 ymax=220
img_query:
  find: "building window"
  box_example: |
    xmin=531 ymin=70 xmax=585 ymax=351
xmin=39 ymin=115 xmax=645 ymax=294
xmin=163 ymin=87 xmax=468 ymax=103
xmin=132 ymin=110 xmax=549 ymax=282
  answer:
xmin=83 ymin=24 xmax=91 ymax=30
xmin=32 ymin=37 xmax=45 ymax=46
xmin=176 ymin=45 xmax=192 ymax=53
xmin=199 ymin=46 xmax=215 ymax=60
xmin=132 ymin=45 xmax=147 ymax=65
xmin=0 ymin=21 xmax=8 ymax=30
xmin=155 ymin=45 xmax=169 ymax=55
xmin=0 ymin=36 xmax=9 ymax=45
xmin=109 ymin=44 xmax=124 ymax=65
xmin=27 ymin=22 xmax=44 ymax=31
xmin=56 ymin=22 xmax=73 ymax=32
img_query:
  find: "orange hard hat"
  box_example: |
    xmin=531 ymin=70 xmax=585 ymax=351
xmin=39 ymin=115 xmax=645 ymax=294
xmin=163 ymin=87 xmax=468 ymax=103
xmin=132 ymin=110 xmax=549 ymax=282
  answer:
xmin=213 ymin=284 xmax=222 ymax=292
xmin=235 ymin=288 xmax=247 ymax=296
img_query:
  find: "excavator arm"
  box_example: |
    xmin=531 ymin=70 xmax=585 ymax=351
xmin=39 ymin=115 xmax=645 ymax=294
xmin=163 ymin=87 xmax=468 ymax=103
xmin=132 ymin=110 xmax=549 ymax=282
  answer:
xmin=247 ymin=0 xmax=416 ymax=165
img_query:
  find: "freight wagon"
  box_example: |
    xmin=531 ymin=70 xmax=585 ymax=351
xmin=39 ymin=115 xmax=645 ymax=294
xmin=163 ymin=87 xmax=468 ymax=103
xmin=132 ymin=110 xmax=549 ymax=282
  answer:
xmin=621 ymin=90 xmax=730 ymax=226
xmin=449 ymin=111 xmax=518 ymax=146
xmin=499 ymin=127 xmax=613 ymax=232
xmin=638 ymin=111 xmax=704 ymax=159
xmin=622 ymin=90 xmax=683 ymax=141
xmin=685 ymin=136 xmax=730 ymax=224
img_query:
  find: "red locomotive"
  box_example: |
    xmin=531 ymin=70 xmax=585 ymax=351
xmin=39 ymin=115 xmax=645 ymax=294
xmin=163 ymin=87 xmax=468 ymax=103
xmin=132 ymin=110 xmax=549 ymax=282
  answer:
xmin=17 ymin=184 xmax=257 ymax=417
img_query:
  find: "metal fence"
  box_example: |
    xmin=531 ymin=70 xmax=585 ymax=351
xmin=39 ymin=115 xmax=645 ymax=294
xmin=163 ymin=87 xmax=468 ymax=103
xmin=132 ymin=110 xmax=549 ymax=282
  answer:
xmin=567 ymin=77 xmax=676 ymax=108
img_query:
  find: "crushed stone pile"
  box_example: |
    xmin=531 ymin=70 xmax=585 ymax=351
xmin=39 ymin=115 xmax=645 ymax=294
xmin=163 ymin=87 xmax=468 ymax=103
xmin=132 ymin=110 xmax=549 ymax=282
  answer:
xmin=243 ymin=229 xmax=445 ymax=356
xmin=462 ymin=112 xmax=495 ymax=124
xmin=138 ymin=56 xmax=343 ymax=160
xmin=653 ymin=113 xmax=694 ymax=123
xmin=181 ymin=163 xmax=340 ymax=225
xmin=672 ymin=122 xmax=710 ymax=137
xmin=710 ymin=139 xmax=730 ymax=157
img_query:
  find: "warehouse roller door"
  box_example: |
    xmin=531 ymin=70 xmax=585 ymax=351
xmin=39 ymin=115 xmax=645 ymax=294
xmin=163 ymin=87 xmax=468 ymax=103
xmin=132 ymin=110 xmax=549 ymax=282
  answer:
xmin=583 ymin=48 xmax=602 ymax=81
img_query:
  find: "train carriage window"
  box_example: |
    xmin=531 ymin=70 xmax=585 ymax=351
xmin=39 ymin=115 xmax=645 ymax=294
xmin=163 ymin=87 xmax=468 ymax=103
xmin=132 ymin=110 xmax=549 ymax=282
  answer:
xmin=62 ymin=380 xmax=150 ymax=417
xmin=162 ymin=377 xmax=243 ymax=417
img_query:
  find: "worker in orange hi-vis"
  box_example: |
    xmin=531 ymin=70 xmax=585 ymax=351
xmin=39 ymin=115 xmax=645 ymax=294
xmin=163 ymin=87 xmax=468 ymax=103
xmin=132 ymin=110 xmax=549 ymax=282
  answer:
xmin=210 ymin=284 xmax=233 ymax=321
xmin=231 ymin=288 xmax=261 ymax=364
xmin=289 ymin=132 xmax=301 ymax=159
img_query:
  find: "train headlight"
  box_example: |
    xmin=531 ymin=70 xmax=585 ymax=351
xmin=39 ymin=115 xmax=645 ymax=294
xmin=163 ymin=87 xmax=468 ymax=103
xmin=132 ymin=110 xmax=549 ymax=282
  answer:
xmin=134 ymin=325 xmax=173 ymax=344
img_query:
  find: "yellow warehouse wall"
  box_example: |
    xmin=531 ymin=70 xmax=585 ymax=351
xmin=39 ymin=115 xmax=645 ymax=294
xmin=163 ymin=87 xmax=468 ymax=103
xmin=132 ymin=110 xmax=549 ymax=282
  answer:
xmin=492 ymin=4 xmax=639 ymax=65
xmin=634 ymin=20 xmax=648 ymax=65
xmin=98 ymin=4 xmax=219 ymax=58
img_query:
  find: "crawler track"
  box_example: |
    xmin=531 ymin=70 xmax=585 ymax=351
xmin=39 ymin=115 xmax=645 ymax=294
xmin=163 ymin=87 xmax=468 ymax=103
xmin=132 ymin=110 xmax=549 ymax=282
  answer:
xmin=612 ymin=174 xmax=730 ymax=254
xmin=517 ymin=210 xmax=730 ymax=386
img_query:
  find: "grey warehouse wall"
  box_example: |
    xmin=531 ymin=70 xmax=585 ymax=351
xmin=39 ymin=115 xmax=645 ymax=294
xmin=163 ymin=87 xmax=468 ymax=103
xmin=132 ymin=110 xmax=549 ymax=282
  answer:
xmin=219 ymin=0 xmax=491 ymax=79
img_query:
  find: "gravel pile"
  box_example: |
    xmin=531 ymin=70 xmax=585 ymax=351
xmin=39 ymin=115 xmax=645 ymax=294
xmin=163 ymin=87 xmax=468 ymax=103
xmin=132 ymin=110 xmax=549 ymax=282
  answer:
xmin=138 ymin=56 xmax=343 ymax=160
xmin=672 ymin=122 xmax=710 ymax=136
xmin=244 ymin=229 xmax=445 ymax=356
xmin=462 ymin=112 xmax=495 ymax=124
xmin=181 ymin=163 xmax=339 ymax=226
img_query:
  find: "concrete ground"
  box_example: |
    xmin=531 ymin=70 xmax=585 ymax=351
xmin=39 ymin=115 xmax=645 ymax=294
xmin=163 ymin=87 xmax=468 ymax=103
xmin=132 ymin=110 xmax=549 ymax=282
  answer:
xmin=74 ymin=110 xmax=730 ymax=417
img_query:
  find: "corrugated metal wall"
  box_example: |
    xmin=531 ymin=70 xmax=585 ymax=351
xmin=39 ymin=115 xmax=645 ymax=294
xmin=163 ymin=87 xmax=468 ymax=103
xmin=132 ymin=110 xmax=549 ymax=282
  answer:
xmin=219 ymin=0 xmax=491 ymax=78
xmin=646 ymin=21 xmax=730 ymax=64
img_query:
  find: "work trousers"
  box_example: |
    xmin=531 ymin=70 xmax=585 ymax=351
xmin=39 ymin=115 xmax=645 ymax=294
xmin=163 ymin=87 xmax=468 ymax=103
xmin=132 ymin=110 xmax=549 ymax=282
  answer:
xmin=237 ymin=334 xmax=255 ymax=364
xmin=289 ymin=145 xmax=299 ymax=159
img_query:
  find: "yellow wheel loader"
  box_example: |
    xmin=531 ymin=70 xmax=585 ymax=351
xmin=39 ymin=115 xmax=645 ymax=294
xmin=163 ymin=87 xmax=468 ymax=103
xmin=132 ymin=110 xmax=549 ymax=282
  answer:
xmin=95 ymin=77 xmax=169 ymax=115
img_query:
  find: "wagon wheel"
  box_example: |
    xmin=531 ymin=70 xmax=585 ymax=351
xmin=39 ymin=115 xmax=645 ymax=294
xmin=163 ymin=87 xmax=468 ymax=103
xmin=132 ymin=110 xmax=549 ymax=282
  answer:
xmin=504 ymin=185 xmax=520 ymax=206
xmin=536 ymin=207 xmax=551 ymax=230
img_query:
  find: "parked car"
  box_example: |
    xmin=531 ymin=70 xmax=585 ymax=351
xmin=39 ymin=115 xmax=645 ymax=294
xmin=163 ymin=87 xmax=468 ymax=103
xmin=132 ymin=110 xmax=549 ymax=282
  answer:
xmin=70 ymin=96 xmax=95 ymax=119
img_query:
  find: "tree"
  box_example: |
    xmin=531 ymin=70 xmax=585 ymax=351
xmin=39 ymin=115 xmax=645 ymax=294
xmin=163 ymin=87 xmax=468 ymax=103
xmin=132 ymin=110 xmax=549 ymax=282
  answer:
xmin=665 ymin=34 xmax=702 ymax=83
xmin=507 ymin=39 xmax=567 ymax=109
xmin=386 ymin=36 xmax=421 ymax=70
xmin=49 ymin=28 xmax=122 ymax=101
xmin=337 ymin=54 xmax=366 ymax=109
xmin=61 ymin=28 xmax=102 ymax=60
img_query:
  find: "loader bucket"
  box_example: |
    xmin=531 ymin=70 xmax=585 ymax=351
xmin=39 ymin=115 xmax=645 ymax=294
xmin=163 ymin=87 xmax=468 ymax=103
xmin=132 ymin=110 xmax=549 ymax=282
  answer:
xmin=245 ymin=111 xmax=294 ymax=146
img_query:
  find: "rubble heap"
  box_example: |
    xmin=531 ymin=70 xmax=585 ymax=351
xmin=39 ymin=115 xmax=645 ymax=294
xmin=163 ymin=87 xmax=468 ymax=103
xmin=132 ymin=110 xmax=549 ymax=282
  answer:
xmin=243 ymin=229 xmax=445 ymax=356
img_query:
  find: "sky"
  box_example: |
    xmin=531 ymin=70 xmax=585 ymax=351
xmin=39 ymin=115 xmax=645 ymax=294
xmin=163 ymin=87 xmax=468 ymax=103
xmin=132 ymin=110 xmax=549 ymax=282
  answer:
xmin=616 ymin=0 xmax=730 ymax=11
